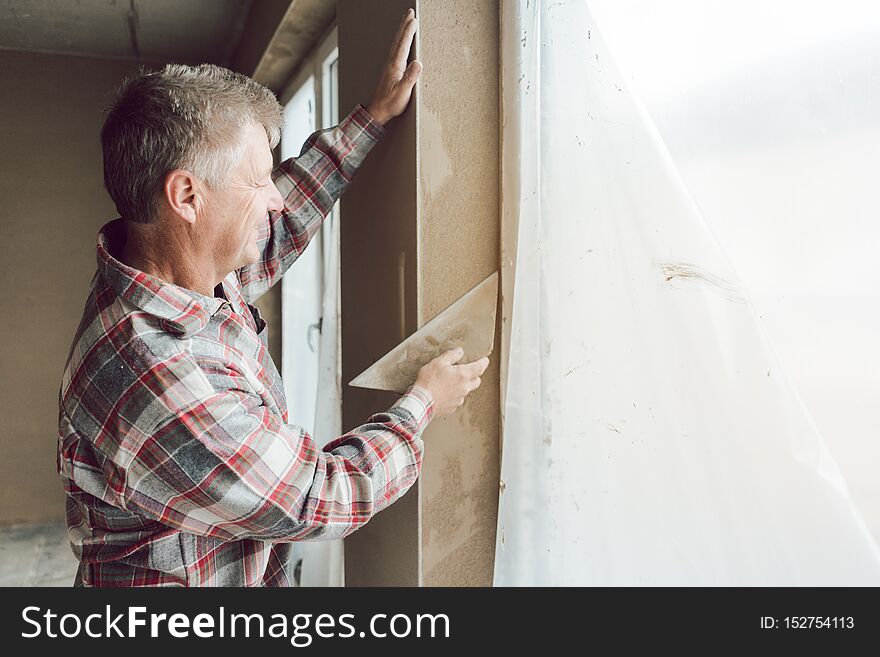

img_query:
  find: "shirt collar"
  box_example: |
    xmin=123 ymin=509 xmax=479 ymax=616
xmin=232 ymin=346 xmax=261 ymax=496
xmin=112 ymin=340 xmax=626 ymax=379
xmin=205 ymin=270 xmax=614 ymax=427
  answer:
xmin=96 ymin=218 xmax=227 ymax=338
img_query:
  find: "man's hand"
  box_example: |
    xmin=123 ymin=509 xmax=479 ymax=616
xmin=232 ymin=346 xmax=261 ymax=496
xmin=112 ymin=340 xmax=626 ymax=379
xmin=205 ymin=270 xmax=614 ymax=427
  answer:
xmin=365 ymin=8 xmax=422 ymax=126
xmin=415 ymin=348 xmax=490 ymax=418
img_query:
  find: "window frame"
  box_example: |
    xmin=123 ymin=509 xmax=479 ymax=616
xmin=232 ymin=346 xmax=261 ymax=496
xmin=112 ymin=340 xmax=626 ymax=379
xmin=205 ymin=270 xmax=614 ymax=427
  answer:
xmin=279 ymin=25 xmax=339 ymax=132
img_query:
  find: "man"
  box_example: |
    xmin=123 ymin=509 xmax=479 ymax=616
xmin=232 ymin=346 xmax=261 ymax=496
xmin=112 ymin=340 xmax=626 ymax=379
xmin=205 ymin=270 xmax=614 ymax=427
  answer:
xmin=58 ymin=9 xmax=488 ymax=587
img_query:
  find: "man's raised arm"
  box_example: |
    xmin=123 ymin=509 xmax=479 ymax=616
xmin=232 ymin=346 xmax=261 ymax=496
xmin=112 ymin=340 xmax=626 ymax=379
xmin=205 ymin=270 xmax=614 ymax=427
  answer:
xmin=238 ymin=9 xmax=422 ymax=302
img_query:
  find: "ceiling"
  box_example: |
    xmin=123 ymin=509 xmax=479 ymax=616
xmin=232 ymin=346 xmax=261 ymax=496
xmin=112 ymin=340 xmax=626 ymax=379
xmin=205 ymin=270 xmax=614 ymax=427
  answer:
xmin=0 ymin=0 xmax=255 ymax=66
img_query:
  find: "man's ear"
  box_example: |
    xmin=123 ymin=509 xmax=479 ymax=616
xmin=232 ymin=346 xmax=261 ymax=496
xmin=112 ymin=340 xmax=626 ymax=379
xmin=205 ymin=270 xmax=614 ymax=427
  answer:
xmin=162 ymin=169 xmax=200 ymax=225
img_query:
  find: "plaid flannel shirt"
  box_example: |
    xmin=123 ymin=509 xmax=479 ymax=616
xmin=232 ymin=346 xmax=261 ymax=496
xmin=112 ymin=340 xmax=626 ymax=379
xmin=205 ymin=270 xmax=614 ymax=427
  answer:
xmin=58 ymin=105 xmax=434 ymax=587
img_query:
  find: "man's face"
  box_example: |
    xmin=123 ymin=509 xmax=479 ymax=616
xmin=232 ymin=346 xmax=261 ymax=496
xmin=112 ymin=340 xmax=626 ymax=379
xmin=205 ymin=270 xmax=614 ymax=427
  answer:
xmin=199 ymin=122 xmax=284 ymax=276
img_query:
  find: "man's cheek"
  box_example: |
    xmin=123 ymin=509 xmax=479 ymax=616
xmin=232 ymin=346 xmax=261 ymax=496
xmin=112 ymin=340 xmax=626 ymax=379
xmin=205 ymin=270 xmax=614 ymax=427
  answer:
xmin=247 ymin=225 xmax=262 ymax=259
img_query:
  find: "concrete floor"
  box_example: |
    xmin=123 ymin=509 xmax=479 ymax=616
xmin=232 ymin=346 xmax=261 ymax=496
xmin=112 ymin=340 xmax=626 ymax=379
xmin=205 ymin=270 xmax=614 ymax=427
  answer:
xmin=0 ymin=521 xmax=78 ymax=587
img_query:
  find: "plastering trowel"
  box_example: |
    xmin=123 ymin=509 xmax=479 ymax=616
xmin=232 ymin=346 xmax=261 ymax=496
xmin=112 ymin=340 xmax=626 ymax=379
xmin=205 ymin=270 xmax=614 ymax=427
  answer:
xmin=348 ymin=271 xmax=498 ymax=394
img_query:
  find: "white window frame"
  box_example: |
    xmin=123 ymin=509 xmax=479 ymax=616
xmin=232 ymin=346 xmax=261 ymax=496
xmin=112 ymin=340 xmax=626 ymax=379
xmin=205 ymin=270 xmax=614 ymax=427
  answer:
xmin=280 ymin=25 xmax=339 ymax=132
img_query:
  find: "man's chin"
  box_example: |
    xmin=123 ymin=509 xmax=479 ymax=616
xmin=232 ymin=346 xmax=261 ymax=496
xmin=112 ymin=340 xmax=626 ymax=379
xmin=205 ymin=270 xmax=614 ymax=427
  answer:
xmin=228 ymin=247 xmax=260 ymax=274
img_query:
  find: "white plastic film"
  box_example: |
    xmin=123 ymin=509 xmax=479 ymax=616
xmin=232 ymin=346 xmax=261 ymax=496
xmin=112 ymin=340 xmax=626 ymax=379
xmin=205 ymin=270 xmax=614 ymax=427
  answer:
xmin=493 ymin=0 xmax=880 ymax=585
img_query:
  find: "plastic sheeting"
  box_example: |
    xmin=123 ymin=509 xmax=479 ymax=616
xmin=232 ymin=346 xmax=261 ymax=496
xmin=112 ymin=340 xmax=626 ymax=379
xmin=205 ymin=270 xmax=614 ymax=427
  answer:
xmin=589 ymin=0 xmax=880 ymax=542
xmin=493 ymin=0 xmax=880 ymax=585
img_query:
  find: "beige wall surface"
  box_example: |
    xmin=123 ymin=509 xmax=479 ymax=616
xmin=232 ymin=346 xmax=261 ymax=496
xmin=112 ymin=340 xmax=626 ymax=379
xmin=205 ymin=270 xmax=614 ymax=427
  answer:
xmin=416 ymin=0 xmax=500 ymax=587
xmin=339 ymin=0 xmax=500 ymax=586
xmin=0 ymin=51 xmax=145 ymax=525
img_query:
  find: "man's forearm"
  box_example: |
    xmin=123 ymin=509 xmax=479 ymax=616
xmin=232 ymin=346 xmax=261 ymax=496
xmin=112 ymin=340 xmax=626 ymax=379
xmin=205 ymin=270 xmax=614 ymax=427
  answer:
xmin=237 ymin=104 xmax=386 ymax=302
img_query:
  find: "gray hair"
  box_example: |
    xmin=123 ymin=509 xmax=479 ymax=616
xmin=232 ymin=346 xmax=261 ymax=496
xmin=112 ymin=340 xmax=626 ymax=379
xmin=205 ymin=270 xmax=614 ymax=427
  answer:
xmin=101 ymin=63 xmax=283 ymax=224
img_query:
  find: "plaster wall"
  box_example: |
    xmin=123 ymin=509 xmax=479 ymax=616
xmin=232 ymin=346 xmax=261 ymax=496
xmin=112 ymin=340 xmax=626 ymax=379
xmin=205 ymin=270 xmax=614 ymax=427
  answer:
xmin=416 ymin=0 xmax=500 ymax=587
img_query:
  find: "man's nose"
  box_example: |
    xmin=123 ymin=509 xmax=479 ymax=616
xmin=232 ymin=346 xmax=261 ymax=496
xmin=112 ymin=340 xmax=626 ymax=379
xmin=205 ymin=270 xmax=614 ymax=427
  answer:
xmin=267 ymin=182 xmax=285 ymax=215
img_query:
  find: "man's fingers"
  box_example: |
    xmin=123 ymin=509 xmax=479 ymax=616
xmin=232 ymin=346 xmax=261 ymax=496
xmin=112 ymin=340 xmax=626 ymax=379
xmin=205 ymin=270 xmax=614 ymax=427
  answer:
xmin=390 ymin=12 xmax=418 ymax=69
xmin=392 ymin=18 xmax=417 ymax=69
xmin=388 ymin=10 xmax=409 ymax=57
xmin=459 ymin=356 xmax=490 ymax=377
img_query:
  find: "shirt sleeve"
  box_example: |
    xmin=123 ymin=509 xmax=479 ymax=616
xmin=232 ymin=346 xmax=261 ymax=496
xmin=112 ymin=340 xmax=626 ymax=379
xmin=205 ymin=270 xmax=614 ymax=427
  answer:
xmin=237 ymin=104 xmax=386 ymax=303
xmin=118 ymin=356 xmax=434 ymax=542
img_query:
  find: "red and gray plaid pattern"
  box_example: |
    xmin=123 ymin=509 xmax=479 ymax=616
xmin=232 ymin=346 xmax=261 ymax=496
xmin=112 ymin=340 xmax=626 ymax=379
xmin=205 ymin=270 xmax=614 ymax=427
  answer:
xmin=57 ymin=105 xmax=434 ymax=587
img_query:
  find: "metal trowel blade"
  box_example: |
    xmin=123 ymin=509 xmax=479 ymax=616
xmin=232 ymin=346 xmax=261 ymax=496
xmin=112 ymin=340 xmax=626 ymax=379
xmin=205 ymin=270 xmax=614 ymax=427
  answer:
xmin=349 ymin=271 xmax=499 ymax=394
